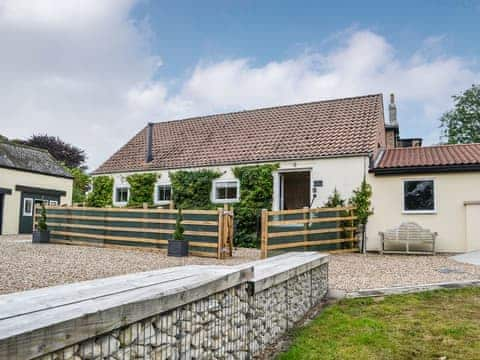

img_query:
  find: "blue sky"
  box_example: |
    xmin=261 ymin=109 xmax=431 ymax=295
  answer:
xmin=135 ymin=0 xmax=480 ymax=75
xmin=1 ymin=0 xmax=479 ymax=168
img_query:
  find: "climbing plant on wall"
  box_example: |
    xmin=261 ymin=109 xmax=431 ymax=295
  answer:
xmin=232 ymin=164 xmax=279 ymax=248
xmin=86 ymin=176 xmax=113 ymax=207
xmin=169 ymin=170 xmax=221 ymax=209
xmin=349 ymin=179 xmax=373 ymax=225
xmin=126 ymin=173 xmax=158 ymax=207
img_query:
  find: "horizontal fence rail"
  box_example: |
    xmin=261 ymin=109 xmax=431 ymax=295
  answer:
xmin=36 ymin=206 xmax=233 ymax=259
xmin=261 ymin=206 xmax=358 ymax=258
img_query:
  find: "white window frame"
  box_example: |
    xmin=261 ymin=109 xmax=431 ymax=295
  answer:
xmin=49 ymin=200 xmax=58 ymax=206
xmin=23 ymin=198 xmax=33 ymax=216
xmin=211 ymin=179 xmax=240 ymax=203
xmin=154 ymin=183 xmax=172 ymax=205
xmin=402 ymin=178 xmax=436 ymax=214
xmin=114 ymin=187 xmax=129 ymax=205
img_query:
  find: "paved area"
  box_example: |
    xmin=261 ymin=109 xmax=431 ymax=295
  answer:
xmin=450 ymin=250 xmax=480 ymax=266
xmin=2 ymin=235 xmax=479 ymax=295
xmin=329 ymin=253 xmax=480 ymax=292
xmin=0 ymin=235 xmax=259 ymax=295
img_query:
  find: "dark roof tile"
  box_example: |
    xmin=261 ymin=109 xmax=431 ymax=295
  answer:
xmin=0 ymin=142 xmax=72 ymax=178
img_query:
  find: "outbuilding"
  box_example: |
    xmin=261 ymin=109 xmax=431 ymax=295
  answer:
xmin=368 ymin=143 xmax=480 ymax=253
xmin=0 ymin=141 xmax=73 ymax=235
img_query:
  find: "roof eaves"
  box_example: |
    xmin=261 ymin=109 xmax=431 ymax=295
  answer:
xmin=372 ymin=163 xmax=480 ymax=175
xmin=0 ymin=164 xmax=74 ymax=179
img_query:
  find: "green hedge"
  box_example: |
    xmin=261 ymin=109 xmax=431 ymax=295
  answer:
xmin=232 ymin=164 xmax=279 ymax=248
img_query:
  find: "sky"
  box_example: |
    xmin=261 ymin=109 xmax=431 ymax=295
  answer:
xmin=1 ymin=0 xmax=480 ymax=170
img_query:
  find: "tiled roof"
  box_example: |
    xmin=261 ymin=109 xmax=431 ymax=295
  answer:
xmin=94 ymin=94 xmax=385 ymax=174
xmin=375 ymin=143 xmax=480 ymax=170
xmin=0 ymin=141 xmax=72 ymax=178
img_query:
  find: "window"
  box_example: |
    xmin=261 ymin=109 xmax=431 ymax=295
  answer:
xmin=157 ymin=185 xmax=172 ymax=202
xmin=23 ymin=198 xmax=33 ymax=216
xmin=115 ymin=187 xmax=129 ymax=203
xmin=403 ymin=180 xmax=435 ymax=212
xmin=213 ymin=180 xmax=239 ymax=203
xmin=49 ymin=200 xmax=58 ymax=206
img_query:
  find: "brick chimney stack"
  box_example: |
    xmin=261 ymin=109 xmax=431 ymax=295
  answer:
xmin=385 ymin=93 xmax=399 ymax=148
xmin=145 ymin=122 xmax=154 ymax=163
xmin=389 ymin=93 xmax=397 ymax=126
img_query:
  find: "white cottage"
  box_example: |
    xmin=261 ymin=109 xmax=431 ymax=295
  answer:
xmin=0 ymin=141 xmax=73 ymax=235
xmin=93 ymin=94 xmax=414 ymax=210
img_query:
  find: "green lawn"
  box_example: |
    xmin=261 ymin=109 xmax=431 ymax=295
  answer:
xmin=278 ymin=288 xmax=480 ymax=360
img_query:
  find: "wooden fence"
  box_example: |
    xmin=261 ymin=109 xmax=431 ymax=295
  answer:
xmin=260 ymin=206 xmax=358 ymax=258
xmin=36 ymin=205 xmax=234 ymax=259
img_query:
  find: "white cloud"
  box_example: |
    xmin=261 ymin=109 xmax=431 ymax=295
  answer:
xmin=1 ymin=1 xmax=478 ymax=169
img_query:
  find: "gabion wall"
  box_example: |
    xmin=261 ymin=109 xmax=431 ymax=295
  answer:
xmin=38 ymin=264 xmax=328 ymax=360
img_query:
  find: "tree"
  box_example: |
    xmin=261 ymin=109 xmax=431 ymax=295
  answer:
xmin=22 ymin=134 xmax=87 ymax=168
xmin=440 ymin=84 xmax=480 ymax=144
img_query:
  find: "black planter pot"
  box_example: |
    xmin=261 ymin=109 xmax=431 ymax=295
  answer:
xmin=168 ymin=239 xmax=189 ymax=257
xmin=32 ymin=230 xmax=50 ymax=243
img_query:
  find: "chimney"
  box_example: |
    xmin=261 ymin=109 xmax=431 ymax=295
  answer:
xmin=145 ymin=122 xmax=153 ymax=163
xmin=389 ymin=93 xmax=397 ymax=126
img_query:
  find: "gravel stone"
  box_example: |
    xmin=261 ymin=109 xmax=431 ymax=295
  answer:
xmin=0 ymin=235 xmax=259 ymax=295
xmin=329 ymin=253 xmax=480 ymax=292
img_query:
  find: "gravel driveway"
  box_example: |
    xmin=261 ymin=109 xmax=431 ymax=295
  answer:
xmin=1 ymin=235 xmax=479 ymax=295
xmin=329 ymin=253 xmax=480 ymax=292
xmin=0 ymin=235 xmax=259 ymax=295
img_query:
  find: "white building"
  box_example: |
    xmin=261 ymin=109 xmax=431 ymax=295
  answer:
xmin=93 ymin=94 xmax=398 ymax=210
xmin=0 ymin=141 xmax=73 ymax=235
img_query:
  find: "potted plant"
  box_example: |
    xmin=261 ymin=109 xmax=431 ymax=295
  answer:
xmin=32 ymin=202 xmax=50 ymax=243
xmin=168 ymin=208 xmax=189 ymax=257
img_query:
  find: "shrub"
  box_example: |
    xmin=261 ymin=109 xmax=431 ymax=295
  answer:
xmin=349 ymin=179 xmax=373 ymax=225
xmin=323 ymin=187 xmax=346 ymax=208
xmin=37 ymin=202 xmax=48 ymax=231
xmin=170 ymin=170 xmax=221 ymax=209
xmin=126 ymin=173 xmax=158 ymax=207
xmin=173 ymin=208 xmax=185 ymax=240
xmin=232 ymin=164 xmax=279 ymax=248
xmin=86 ymin=176 xmax=113 ymax=207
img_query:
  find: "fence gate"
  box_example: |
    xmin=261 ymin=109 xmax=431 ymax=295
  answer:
xmin=36 ymin=206 xmax=234 ymax=259
xmin=261 ymin=206 xmax=358 ymax=258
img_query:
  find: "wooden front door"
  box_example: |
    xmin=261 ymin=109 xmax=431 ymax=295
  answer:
xmin=281 ymin=171 xmax=311 ymax=210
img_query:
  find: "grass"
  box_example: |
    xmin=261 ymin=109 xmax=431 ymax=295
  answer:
xmin=278 ymin=287 xmax=480 ymax=360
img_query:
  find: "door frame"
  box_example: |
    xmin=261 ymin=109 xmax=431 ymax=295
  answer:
xmin=18 ymin=192 xmax=60 ymax=234
xmin=0 ymin=194 xmax=4 ymax=235
xmin=278 ymin=168 xmax=312 ymax=210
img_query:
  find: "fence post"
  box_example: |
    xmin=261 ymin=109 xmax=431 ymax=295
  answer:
xmin=222 ymin=204 xmax=230 ymax=260
xmin=217 ymin=208 xmax=224 ymax=260
xmin=303 ymin=206 xmax=309 ymax=251
xmin=229 ymin=205 xmax=234 ymax=257
xmin=261 ymin=209 xmax=268 ymax=259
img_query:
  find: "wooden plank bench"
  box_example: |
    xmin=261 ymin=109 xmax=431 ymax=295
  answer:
xmin=379 ymin=222 xmax=437 ymax=255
